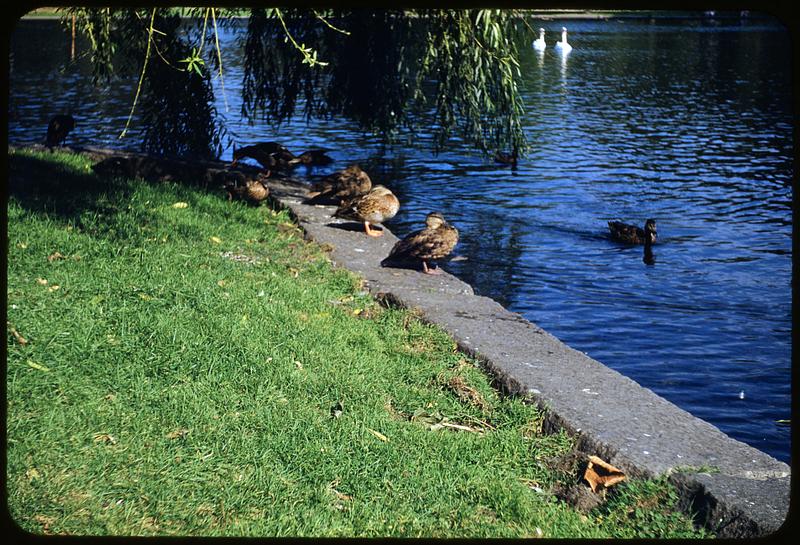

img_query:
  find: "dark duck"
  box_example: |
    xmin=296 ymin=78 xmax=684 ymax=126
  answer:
xmin=494 ymin=145 xmax=518 ymax=167
xmin=607 ymin=218 xmax=657 ymax=245
xmin=46 ymin=114 xmax=76 ymax=148
xmin=608 ymin=219 xmax=657 ymax=264
xmin=230 ymin=142 xmax=294 ymax=175
xmin=381 ymin=212 xmax=459 ymax=275
xmin=289 ymin=148 xmax=334 ymax=167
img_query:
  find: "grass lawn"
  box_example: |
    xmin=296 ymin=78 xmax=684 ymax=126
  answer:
xmin=6 ymin=149 xmax=708 ymax=538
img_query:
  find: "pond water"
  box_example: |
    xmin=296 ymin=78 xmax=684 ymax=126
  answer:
xmin=8 ymin=14 xmax=793 ymax=463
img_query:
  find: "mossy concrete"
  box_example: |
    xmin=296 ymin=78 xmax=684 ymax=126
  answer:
xmin=26 ymin=145 xmax=791 ymax=538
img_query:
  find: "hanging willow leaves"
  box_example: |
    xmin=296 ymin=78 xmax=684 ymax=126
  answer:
xmin=62 ymin=8 xmax=532 ymax=159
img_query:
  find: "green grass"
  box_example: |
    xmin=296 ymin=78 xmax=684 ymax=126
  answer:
xmin=6 ymin=149 xmax=708 ymax=538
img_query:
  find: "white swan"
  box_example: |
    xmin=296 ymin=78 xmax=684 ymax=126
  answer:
xmin=554 ymin=26 xmax=573 ymax=54
xmin=533 ymin=27 xmax=546 ymax=51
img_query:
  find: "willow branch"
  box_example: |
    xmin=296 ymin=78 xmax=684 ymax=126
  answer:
xmin=120 ymin=8 xmax=157 ymax=138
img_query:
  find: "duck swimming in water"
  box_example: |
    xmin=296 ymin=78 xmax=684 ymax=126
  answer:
xmin=46 ymin=114 xmax=75 ymax=148
xmin=333 ymin=185 xmax=400 ymax=237
xmin=381 ymin=212 xmax=459 ymax=275
xmin=608 ymin=218 xmax=657 ymax=245
xmin=494 ymin=145 xmax=518 ymax=167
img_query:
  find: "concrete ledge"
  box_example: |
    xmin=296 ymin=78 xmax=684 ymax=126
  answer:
xmin=12 ymin=145 xmax=791 ymax=537
xmin=264 ymin=176 xmax=791 ymax=539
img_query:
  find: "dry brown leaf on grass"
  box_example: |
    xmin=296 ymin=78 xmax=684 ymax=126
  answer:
xmin=47 ymin=251 xmax=66 ymax=262
xmin=447 ymin=375 xmax=490 ymax=411
xmin=166 ymin=428 xmax=189 ymax=440
xmin=583 ymin=455 xmax=626 ymax=493
xmin=7 ymin=322 xmax=28 ymax=345
xmin=93 ymin=432 xmax=117 ymax=445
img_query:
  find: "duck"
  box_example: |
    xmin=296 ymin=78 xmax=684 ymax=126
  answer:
xmin=608 ymin=218 xmax=657 ymax=246
xmin=306 ymin=164 xmax=372 ymax=204
xmin=225 ymin=174 xmax=270 ymax=205
xmin=46 ymin=114 xmax=75 ymax=148
xmin=494 ymin=145 xmax=518 ymax=167
xmin=289 ymin=148 xmax=334 ymax=167
xmin=554 ymin=27 xmax=573 ymax=53
xmin=333 ymin=185 xmax=400 ymax=237
xmin=381 ymin=212 xmax=459 ymax=275
xmin=533 ymin=28 xmax=547 ymax=51
xmin=230 ymin=142 xmax=295 ymax=175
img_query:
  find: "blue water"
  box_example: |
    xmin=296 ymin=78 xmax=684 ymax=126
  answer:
xmin=8 ymin=15 xmax=793 ymax=463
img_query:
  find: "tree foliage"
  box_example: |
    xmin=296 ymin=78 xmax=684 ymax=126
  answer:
xmin=61 ymin=8 xmax=531 ymax=159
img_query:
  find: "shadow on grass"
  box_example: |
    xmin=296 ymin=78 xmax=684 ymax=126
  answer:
xmin=9 ymin=152 xmax=134 ymax=228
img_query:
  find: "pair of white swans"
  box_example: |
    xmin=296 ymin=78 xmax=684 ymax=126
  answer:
xmin=533 ymin=27 xmax=572 ymax=53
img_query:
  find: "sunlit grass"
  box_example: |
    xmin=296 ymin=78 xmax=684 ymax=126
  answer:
xmin=6 ymin=149 xmax=707 ymax=538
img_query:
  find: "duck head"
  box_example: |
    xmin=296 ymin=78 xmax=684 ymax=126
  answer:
xmin=644 ymin=218 xmax=657 ymax=244
xmin=425 ymin=212 xmax=447 ymax=229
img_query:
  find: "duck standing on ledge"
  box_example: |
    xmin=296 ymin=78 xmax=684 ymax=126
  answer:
xmin=381 ymin=212 xmax=459 ymax=275
xmin=307 ymin=164 xmax=372 ymax=204
xmin=46 ymin=114 xmax=75 ymax=148
xmin=333 ymin=185 xmax=400 ymax=237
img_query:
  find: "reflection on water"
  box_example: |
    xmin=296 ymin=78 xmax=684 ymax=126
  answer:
xmin=8 ymin=15 xmax=792 ymax=463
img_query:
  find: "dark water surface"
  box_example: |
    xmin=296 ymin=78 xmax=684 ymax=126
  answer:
xmin=9 ymin=16 xmax=793 ymax=463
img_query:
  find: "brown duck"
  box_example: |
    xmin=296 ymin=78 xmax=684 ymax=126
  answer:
xmin=225 ymin=174 xmax=270 ymax=205
xmin=334 ymin=185 xmax=400 ymax=237
xmin=230 ymin=142 xmax=295 ymax=175
xmin=494 ymin=145 xmax=518 ymax=167
xmin=608 ymin=219 xmax=657 ymax=246
xmin=289 ymin=149 xmax=334 ymax=167
xmin=381 ymin=212 xmax=459 ymax=275
xmin=307 ymin=164 xmax=372 ymax=204
xmin=46 ymin=114 xmax=75 ymax=148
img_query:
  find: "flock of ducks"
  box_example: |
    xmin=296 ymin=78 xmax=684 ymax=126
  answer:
xmin=44 ymin=100 xmax=656 ymax=270
xmin=227 ymin=143 xmax=460 ymax=275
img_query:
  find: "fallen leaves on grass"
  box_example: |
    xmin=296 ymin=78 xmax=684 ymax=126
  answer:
xmin=36 ymin=278 xmax=48 ymax=285
xmin=26 ymin=360 xmax=50 ymax=372
xmin=47 ymin=252 xmax=66 ymax=262
xmin=93 ymin=432 xmax=117 ymax=445
xmin=410 ymin=408 xmax=484 ymax=434
xmin=166 ymin=428 xmax=189 ymax=440
xmin=446 ymin=375 xmax=490 ymax=411
xmin=367 ymin=428 xmax=389 ymax=442
xmin=209 ymin=236 xmax=222 ymax=244
xmin=48 ymin=285 xmax=61 ymax=292
xmin=33 ymin=514 xmax=55 ymax=534
xmin=26 ymin=468 xmax=42 ymax=482
xmin=172 ymin=202 xmax=189 ymax=209
xmin=7 ymin=322 xmax=28 ymax=345
xmin=583 ymin=455 xmax=626 ymax=493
